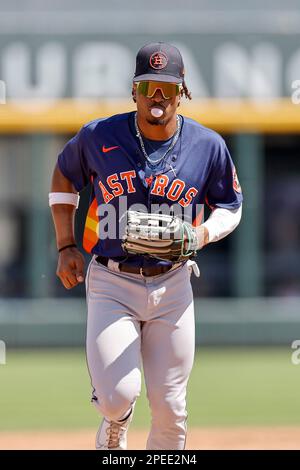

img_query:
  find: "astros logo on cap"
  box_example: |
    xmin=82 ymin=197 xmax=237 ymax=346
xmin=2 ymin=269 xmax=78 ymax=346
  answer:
xmin=149 ymin=52 xmax=168 ymax=70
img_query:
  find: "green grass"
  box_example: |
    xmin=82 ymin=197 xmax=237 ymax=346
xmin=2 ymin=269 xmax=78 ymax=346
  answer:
xmin=0 ymin=348 xmax=299 ymax=431
xmin=188 ymin=348 xmax=300 ymax=426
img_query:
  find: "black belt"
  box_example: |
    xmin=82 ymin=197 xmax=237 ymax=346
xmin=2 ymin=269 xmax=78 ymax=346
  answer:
xmin=95 ymin=255 xmax=174 ymax=277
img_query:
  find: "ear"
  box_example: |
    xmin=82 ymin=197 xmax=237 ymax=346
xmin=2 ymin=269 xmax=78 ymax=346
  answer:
xmin=132 ymin=84 xmax=137 ymax=103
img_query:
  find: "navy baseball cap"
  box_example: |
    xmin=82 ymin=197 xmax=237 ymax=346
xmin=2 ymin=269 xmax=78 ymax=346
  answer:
xmin=133 ymin=42 xmax=185 ymax=84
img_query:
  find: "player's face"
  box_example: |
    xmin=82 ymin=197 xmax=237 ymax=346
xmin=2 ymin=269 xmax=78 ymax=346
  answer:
xmin=133 ymin=81 xmax=182 ymax=126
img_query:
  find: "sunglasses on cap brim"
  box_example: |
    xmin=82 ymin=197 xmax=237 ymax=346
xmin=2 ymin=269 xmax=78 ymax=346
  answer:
xmin=136 ymin=81 xmax=183 ymax=100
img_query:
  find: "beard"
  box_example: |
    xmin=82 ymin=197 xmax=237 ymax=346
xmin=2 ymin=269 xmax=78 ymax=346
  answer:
xmin=146 ymin=118 xmax=165 ymax=126
xmin=146 ymin=114 xmax=172 ymax=126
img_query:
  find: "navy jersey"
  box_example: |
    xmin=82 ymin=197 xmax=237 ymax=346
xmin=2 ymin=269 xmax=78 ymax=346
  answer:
xmin=58 ymin=111 xmax=243 ymax=267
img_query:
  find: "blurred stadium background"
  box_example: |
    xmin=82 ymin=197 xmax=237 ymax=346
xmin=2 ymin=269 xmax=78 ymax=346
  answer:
xmin=0 ymin=0 xmax=300 ymax=449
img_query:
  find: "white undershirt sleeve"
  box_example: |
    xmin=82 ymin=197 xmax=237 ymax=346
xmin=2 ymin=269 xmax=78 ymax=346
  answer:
xmin=202 ymin=204 xmax=242 ymax=243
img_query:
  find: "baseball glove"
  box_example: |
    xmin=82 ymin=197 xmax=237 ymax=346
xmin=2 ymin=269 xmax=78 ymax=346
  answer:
xmin=122 ymin=210 xmax=199 ymax=262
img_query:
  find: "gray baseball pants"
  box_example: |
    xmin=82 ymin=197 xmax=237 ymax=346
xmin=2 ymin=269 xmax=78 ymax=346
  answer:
xmin=85 ymin=256 xmax=195 ymax=450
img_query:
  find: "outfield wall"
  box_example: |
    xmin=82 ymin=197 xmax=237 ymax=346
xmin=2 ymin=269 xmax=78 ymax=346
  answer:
xmin=0 ymin=297 xmax=299 ymax=347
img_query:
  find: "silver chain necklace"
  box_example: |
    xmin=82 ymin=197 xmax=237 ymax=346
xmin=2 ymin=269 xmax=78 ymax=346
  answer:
xmin=134 ymin=112 xmax=181 ymax=165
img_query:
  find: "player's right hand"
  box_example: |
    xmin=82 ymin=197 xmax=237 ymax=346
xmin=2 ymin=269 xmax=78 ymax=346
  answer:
xmin=56 ymin=247 xmax=85 ymax=289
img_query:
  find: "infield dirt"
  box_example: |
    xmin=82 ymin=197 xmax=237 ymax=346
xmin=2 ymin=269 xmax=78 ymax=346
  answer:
xmin=0 ymin=427 xmax=300 ymax=450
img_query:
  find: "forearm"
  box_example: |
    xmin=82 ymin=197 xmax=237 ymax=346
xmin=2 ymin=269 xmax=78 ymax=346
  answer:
xmin=201 ymin=204 xmax=242 ymax=244
xmin=51 ymin=205 xmax=76 ymax=250
xmin=50 ymin=163 xmax=78 ymax=250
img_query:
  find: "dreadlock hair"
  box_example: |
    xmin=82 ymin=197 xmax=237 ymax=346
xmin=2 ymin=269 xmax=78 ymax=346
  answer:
xmin=182 ymin=80 xmax=192 ymax=100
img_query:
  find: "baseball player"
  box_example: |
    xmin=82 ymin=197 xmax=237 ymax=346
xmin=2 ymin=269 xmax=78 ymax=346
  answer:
xmin=49 ymin=42 xmax=243 ymax=450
